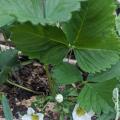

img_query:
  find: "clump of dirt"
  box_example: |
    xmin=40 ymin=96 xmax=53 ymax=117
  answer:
xmin=12 ymin=62 xmax=49 ymax=96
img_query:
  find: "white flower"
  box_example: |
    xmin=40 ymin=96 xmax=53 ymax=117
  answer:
xmin=117 ymin=0 xmax=120 ymax=3
xmin=72 ymin=104 xmax=94 ymax=120
xmin=21 ymin=107 xmax=44 ymax=120
xmin=55 ymin=94 xmax=63 ymax=103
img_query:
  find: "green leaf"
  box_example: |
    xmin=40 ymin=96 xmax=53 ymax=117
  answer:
xmin=11 ymin=0 xmax=120 ymax=73
xmin=0 ymin=49 xmax=18 ymax=69
xmin=89 ymin=62 xmax=120 ymax=82
xmin=97 ymin=112 xmax=115 ymax=120
xmin=2 ymin=95 xmax=13 ymax=120
xmin=52 ymin=63 xmax=82 ymax=84
xmin=0 ymin=15 xmax=14 ymax=27
xmin=0 ymin=49 xmax=18 ymax=84
xmin=0 ymin=0 xmax=82 ymax=27
xmin=78 ymin=79 xmax=118 ymax=113
xmin=75 ymin=50 xmax=119 ymax=73
xmin=63 ymin=0 xmax=120 ymax=73
xmin=11 ymin=23 xmax=68 ymax=64
xmin=0 ymin=67 xmax=10 ymax=84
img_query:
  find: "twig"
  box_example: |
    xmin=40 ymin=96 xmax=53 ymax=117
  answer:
xmin=7 ymin=80 xmax=42 ymax=95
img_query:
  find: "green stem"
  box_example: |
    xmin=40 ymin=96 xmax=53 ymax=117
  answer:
xmin=7 ymin=80 xmax=41 ymax=94
xmin=42 ymin=0 xmax=46 ymax=18
xmin=44 ymin=64 xmax=56 ymax=96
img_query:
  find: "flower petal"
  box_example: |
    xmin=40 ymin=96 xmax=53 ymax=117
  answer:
xmin=22 ymin=115 xmax=32 ymax=120
xmin=27 ymin=107 xmax=35 ymax=115
xmin=72 ymin=104 xmax=94 ymax=120
xmin=87 ymin=111 xmax=94 ymax=117
xmin=36 ymin=113 xmax=44 ymax=120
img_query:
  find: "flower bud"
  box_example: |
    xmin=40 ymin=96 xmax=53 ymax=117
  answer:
xmin=55 ymin=94 xmax=63 ymax=103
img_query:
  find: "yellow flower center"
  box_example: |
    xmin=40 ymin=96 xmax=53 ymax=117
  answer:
xmin=76 ymin=107 xmax=86 ymax=116
xmin=32 ymin=114 xmax=39 ymax=120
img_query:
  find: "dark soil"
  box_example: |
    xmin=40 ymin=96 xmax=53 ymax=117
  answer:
xmin=0 ymin=62 xmax=50 ymax=119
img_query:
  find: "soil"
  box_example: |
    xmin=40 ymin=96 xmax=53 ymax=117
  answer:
xmin=0 ymin=58 xmax=69 ymax=120
xmin=0 ymin=61 xmax=50 ymax=119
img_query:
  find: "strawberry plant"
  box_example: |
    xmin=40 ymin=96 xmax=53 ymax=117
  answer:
xmin=0 ymin=0 xmax=120 ymax=120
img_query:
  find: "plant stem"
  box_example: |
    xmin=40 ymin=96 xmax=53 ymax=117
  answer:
xmin=44 ymin=64 xmax=56 ymax=96
xmin=42 ymin=0 xmax=46 ymax=18
xmin=7 ymin=80 xmax=41 ymax=94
